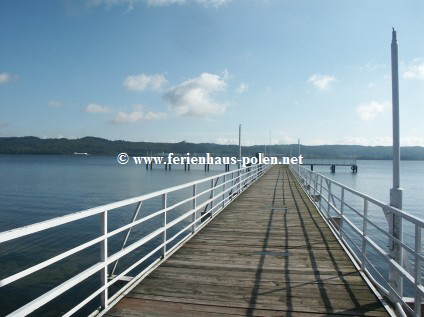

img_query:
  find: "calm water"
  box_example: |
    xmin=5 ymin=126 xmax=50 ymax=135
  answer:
xmin=1 ymin=155 xmax=424 ymax=315
xmin=310 ymin=160 xmax=424 ymax=218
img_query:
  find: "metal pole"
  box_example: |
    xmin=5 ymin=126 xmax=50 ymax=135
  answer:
xmin=238 ymin=124 xmax=242 ymax=168
xmin=389 ymin=27 xmax=403 ymax=300
xmin=298 ymin=138 xmax=300 ymax=157
xmin=269 ymin=130 xmax=272 ymax=156
xmin=298 ymin=139 xmax=301 ymax=172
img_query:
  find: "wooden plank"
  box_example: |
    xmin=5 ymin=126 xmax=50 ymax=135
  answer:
xmin=105 ymin=166 xmax=389 ymax=317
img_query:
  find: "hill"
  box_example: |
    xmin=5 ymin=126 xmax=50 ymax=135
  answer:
xmin=1 ymin=136 xmax=424 ymax=160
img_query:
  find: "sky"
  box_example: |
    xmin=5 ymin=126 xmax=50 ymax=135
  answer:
xmin=1 ymin=0 xmax=424 ymax=146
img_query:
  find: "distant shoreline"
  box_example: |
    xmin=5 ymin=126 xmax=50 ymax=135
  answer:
xmin=1 ymin=136 xmax=424 ymax=160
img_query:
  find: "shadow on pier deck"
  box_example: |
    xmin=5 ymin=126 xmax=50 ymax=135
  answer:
xmin=104 ymin=165 xmax=388 ymax=317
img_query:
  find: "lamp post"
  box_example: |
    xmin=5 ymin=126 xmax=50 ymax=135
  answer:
xmin=238 ymin=124 xmax=242 ymax=168
xmin=389 ymin=27 xmax=403 ymax=300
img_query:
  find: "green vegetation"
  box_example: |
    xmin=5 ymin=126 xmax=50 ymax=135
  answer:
xmin=1 ymin=136 xmax=424 ymax=160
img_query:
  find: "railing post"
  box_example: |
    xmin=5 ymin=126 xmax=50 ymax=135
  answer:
xmin=361 ymin=200 xmax=368 ymax=271
xmin=339 ymin=188 xmax=345 ymax=240
xmin=222 ymin=174 xmax=226 ymax=209
xmin=162 ymin=193 xmax=167 ymax=257
xmin=192 ymin=185 xmax=197 ymax=233
xmin=210 ymin=179 xmax=214 ymax=216
xmin=238 ymin=168 xmax=241 ymax=194
xmin=319 ymin=177 xmax=323 ymax=211
xmin=414 ymin=225 xmax=422 ymax=316
xmin=326 ymin=180 xmax=332 ymax=219
xmin=100 ymin=210 xmax=108 ymax=309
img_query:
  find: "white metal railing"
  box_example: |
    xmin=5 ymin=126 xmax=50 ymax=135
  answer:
xmin=290 ymin=165 xmax=423 ymax=317
xmin=0 ymin=163 xmax=271 ymax=317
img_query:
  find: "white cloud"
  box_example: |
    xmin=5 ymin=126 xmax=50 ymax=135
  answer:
xmin=124 ymin=73 xmax=167 ymax=92
xmin=356 ymin=100 xmax=388 ymax=121
xmin=237 ymin=82 xmax=248 ymax=93
xmin=164 ymin=72 xmax=228 ymax=117
xmin=89 ymin=0 xmax=230 ymax=10
xmin=308 ymin=74 xmax=336 ymax=90
xmin=84 ymin=103 xmax=112 ymax=113
xmin=49 ymin=100 xmax=64 ymax=108
xmin=110 ymin=105 xmax=167 ymax=123
xmin=0 ymin=72 xmax=12 ymax=84
xmin=404 ymin=59 xmax=424 ymax=80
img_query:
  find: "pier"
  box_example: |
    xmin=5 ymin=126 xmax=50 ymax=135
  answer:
xmin=302 ymin=159 xmax=358 ymax=173
xmin=104 ymin=166 xmax=387 ymax=316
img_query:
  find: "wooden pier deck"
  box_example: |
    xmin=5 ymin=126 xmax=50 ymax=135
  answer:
xmin=105 ymin=165 xmax=388 ymax=317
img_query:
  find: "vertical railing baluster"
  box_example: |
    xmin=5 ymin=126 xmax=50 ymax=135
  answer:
xmin=340 ymin=188 xmax=345 ymax=240
xmin=361 ymin=199 xmax=368 ymax=270
xmin=222 ymin=174 xmax=226 ymax=209
xmin=326 ymin=180 xmax=331 ymax=219
xmin=319 ymin=176 xmax=323 ymax=212
xmin=100 ymin=210 xmax=108 ymax=309
xmin=162 ymin=193 xmax=167 ymax=257
xmin=414 ymin=225 xmax=422 ymax=316
xmin=238 ymin=168 xmax=241 ymax=193
xmin=192 ymin=185 xmax=196 ymax=233
xmin=210 ymin=178 xmax=214 ymax=216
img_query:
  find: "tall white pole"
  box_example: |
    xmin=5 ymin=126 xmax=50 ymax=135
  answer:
xmin=269 ymin=130 xmax=272 ymax=156
xmin=298 ymin=139 xmax=301 ymax=171
xmin=389 ymin=27 xmax=403 ymax=299
xmin=298 ymin=138 xmax=300 ymax=157
xmin=238 ymin=124 xmax=242 ymax=168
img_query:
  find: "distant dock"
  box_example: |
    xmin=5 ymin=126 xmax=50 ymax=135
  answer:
xmin=302 ymin=158 xmax=358 ymax=173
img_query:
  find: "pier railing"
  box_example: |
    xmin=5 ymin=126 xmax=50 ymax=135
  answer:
xmin=290 ymin=165 xmax=423 ymax=317
xmin=0 ymin=163 xmax=271 ymax=317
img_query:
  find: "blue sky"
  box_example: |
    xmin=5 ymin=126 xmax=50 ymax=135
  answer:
xmin=1 ymin=0 xmax=424 ymax=146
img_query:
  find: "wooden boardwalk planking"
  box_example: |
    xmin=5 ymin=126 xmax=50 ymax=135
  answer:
xmin=105 ymin=166 xmax=388 ymax=317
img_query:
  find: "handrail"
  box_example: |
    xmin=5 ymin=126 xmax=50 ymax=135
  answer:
xmin=290 ymin=164 xmax=423 ymax=317
xmin=0 ymin=163 xmax=271 ymax=316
